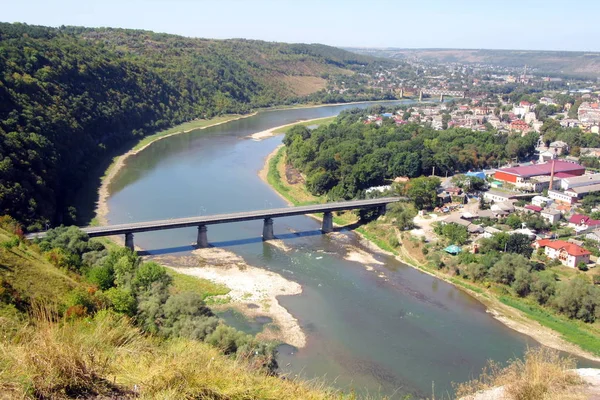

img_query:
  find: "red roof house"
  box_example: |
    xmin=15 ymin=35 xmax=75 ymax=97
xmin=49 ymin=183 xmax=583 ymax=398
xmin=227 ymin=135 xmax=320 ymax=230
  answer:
xmin=535 ymin=239 xmax=591 ymax=268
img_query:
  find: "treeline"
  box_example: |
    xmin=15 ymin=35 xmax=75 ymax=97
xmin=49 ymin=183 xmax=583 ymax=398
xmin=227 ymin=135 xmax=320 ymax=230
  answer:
xmin=29 ymin=225 xmax=278 ymax=371
xmin=0 ymin=23 xmax=394 ymax=229
xmin=430 ymin=231 xmax=600 ymax=324
xmin=283 ymin=107 xmax=538 ymax=199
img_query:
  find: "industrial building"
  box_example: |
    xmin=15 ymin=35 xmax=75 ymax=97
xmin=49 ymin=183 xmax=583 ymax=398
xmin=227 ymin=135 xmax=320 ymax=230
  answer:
xmin=493 ymin=161 xmax=585 ymax=191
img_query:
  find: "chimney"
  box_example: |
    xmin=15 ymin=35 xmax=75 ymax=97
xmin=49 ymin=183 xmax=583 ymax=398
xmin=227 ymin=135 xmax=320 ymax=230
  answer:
xmin=549 ymin=156 xmax=556 ymax=191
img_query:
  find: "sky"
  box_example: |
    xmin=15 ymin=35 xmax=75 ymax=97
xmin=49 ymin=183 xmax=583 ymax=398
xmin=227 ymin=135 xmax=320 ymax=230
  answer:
xmin=2 ymin=0 xmax=599 ymax=52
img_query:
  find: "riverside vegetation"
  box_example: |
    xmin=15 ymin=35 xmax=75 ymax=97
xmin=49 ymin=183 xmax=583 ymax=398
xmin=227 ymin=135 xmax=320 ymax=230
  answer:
xmin=279 ymin=108 xmax=600 ymax=358
xmin=0 ymin=22 xmax=397 ymax=230
xmin=0 ymin=217 xmax=365 ymax=399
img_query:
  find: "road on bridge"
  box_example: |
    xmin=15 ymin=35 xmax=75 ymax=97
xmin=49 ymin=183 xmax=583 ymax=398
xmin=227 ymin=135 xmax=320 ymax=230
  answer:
xmin=27 ymin=197 xmax=404 ymax=240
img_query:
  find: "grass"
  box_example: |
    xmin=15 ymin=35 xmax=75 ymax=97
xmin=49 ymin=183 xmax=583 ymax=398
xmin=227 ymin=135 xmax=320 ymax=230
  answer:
xmin=167 ymin=269 xmax=230 ymax=300
xmin=271 ymin=116 xmax=336 ymax=134
xmin=267 ymin=147 xmax=322 ymax=206
xmin=499 ymin=296 xmax=600 ymax=356
xmin=0 ymin=309 xmax=353 ymax=399
xmin=454 ymin=347 xmax=586 ymax=400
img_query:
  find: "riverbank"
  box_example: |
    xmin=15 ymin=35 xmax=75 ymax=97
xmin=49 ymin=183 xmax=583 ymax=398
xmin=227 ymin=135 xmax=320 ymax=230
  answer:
xmin=150 ymin=247 xmax=306 ymax=348
xmin=249 ymin=116 xmax=336 ymax=141
xmin=259 ymin=142 xmax=600 ymax=363
xmin=95 ymin=113 xmax=256 ymax=225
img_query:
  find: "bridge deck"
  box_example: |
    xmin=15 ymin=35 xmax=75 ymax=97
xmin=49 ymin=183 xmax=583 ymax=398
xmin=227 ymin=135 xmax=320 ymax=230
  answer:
xmin=27 ymin=197 xmax=402 ymax=239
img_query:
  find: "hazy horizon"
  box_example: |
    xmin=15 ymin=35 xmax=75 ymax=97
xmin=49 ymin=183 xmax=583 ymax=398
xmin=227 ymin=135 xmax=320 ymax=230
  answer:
xmin=2 ymin=0 xmax=599 ymax=52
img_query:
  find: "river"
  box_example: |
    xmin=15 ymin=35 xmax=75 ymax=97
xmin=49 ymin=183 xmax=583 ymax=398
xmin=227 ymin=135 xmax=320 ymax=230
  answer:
xmin=102 ymin=102 xmax=597 ymax=398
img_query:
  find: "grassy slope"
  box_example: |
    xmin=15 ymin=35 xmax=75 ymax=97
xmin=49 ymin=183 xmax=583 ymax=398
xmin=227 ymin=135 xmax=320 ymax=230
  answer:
xmin=0 ymin=230 xmax=347 ymax=399
xmin=265 ymin=142 xmax=600 ymax=358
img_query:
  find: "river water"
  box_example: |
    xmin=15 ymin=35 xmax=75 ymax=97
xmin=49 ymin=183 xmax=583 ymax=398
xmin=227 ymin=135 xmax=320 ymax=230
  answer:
xmin=104 ymin=102 xmax=597 ymax=398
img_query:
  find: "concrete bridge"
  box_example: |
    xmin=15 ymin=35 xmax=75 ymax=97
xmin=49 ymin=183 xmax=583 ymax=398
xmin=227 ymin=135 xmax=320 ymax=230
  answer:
xmin=419 ymin=89 xmax=466 ymax=102
xmin=27 ymin=198 xmax=402 ymax=250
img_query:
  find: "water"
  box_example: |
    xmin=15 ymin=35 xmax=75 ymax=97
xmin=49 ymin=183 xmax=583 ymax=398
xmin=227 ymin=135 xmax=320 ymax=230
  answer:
xmin=103 ymin=101 xmax=598 ymax=398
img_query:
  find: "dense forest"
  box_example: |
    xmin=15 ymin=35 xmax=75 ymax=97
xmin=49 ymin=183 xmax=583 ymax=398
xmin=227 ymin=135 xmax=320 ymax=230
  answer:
xmin=283 ymin=107 xmax=538 ymax=199
xmin=0 ymin=23 xmax=394 ymax=229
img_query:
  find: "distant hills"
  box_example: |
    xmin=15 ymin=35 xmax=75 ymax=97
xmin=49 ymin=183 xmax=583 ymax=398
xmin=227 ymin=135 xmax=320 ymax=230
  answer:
xmin=345 ymin=48 xmax=600 ymax=78
xmin=0 ymin=23 xmax=389 ymax=228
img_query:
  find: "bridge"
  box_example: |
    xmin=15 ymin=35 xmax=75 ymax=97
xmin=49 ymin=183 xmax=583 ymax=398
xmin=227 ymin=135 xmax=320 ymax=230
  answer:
xmin=27 ymin=198 xmax=402 ymax=250
xmin=418 ymin=89 xmax=465 ymax=102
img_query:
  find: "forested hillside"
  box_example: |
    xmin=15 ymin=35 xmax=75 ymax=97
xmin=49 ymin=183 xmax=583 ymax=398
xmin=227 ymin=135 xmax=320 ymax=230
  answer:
xmin=0 ymin=23 xmax=392 ymax=229
xmin=283 ymin=107 xmax=538 ymax=199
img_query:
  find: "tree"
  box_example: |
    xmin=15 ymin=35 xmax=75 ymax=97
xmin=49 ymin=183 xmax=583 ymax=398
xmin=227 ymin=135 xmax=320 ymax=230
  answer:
xmin=435 ymin=223 xmax=469 ymax=245
xmin=407 ymin=176 xmax=441 ymax=210
xmin=530 ymin=273 xmax=557 ymax=305
xmin=488 ymin=253 xmax=530 ymax=285
xmin=553 ymin=275 xmax=600 ymax=322
xmin=506 ymin=233 xmax=534 ymax=258
xmin=512 ymin=268 xmax=532 ymax=297
xmin=506 ymin=214 xmax=522 ymax=229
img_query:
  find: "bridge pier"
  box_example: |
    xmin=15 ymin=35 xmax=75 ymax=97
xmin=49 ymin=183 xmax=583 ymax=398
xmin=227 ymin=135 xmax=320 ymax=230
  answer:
xmin=379 ymin=205 xmax=387 ymax=216
xmin=322 ymin=211 xmax=334 ymax=233
xmin=419 ymin=91 xmax=422 ymax=102
xmin=262 ymin=218 xmax=274 ymax=241
xmin=399 ymin=88 xmax=403 ymax=98
xmin=440 ymin=94 xmax=444 ymax=102
xmin=125 ymin=233 xmax=134 ymax=251
xmin=197 ymin=225 xmax=209 ymax=248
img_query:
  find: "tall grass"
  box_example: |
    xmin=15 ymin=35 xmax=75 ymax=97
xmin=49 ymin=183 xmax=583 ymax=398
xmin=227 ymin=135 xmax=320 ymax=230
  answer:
xmin=455 ymin=347 xmax=585 ymax=400
xmin=0 ymin=308 xmax=362 ymax=399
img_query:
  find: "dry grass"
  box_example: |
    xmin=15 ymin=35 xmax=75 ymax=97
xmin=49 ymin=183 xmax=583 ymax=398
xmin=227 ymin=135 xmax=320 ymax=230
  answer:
xmin=455 ymin=347 xmax=585 ymax=400
xmin=0 ymin=308 xmax=358 ymax=399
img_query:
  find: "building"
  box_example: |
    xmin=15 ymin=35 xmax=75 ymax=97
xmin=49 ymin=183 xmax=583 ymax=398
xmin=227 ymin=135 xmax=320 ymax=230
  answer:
xmin=568 ymin=214 xmax=600 ymax=233
xmin=540 ymin=209 xmax=561 ymax=225
xmin=531 ymin=195 xmax=553 ymax=208
xmin=560 ymin=174 xmax=600 ymax=190
xmin=483 ymin=190 xmax=516 ymax=203
xmin=510 ymin=119 xmax=530 ymax=133
xmin=578 ymin=102 xmax=600 ymax=124
xmin=548 ymin=141 xmax=568 ymax=155
xmin=493 ymin=161 xmax=585 ymax=190
xmin=565 ymin=183 xmax=600 ymax=199
xmin=548 ymin=189 xmax=577 ymax=204
xmin=534 ymin=239 xmax=591 ymax=268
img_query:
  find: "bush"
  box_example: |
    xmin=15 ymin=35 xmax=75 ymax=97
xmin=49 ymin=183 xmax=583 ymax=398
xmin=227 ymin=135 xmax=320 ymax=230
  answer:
xmin=105 ymin=288 xmax=137 ymax=316
xmin=133 ymin=262 xmax=172 ymax=292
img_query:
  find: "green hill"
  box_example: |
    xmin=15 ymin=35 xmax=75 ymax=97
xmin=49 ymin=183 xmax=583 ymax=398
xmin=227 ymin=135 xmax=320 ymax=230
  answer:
xmin=0 ymin=22 xmax=391 ymax=230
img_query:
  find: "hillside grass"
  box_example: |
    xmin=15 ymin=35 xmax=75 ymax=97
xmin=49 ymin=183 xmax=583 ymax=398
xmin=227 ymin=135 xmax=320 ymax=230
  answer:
xmin=0 ymin=310 xmax=349 ymax=399
xmin=0 ymin=228 xmax=362 ymax=399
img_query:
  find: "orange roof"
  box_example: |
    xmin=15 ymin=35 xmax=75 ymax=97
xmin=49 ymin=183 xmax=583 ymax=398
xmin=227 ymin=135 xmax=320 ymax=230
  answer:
xmin=537 ymin=239 xmax=591 ymax=256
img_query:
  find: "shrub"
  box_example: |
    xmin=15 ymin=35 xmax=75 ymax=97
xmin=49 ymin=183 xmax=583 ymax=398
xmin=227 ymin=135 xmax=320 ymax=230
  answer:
xmin=133 ymin=262 xmax=172 ymax=292
xmin=105 ymin=288 xmax=136 ymax=316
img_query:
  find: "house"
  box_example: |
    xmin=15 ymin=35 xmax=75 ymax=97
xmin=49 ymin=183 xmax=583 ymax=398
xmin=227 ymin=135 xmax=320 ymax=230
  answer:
xmin=525 ymin=204 xmax=543 ymax=213
xmin=483 ymin=190 xmax=515 ymax=203
xmin=534 ymin=239 xmax=591 ymax=268
xmin=531 ymin=195 xmax=553 ymax=208
xmin=585 ymin=228 xmax=600 ymax=242
xmin=510 ymin=120 xmax=530 ymax=133
xmin=540 ymin=209 xmax=561 ymax=225
xmin=568 ymin=214 xmax=600 ymax=232
xmin=549 ymin=141 xmax=568 ymax=155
